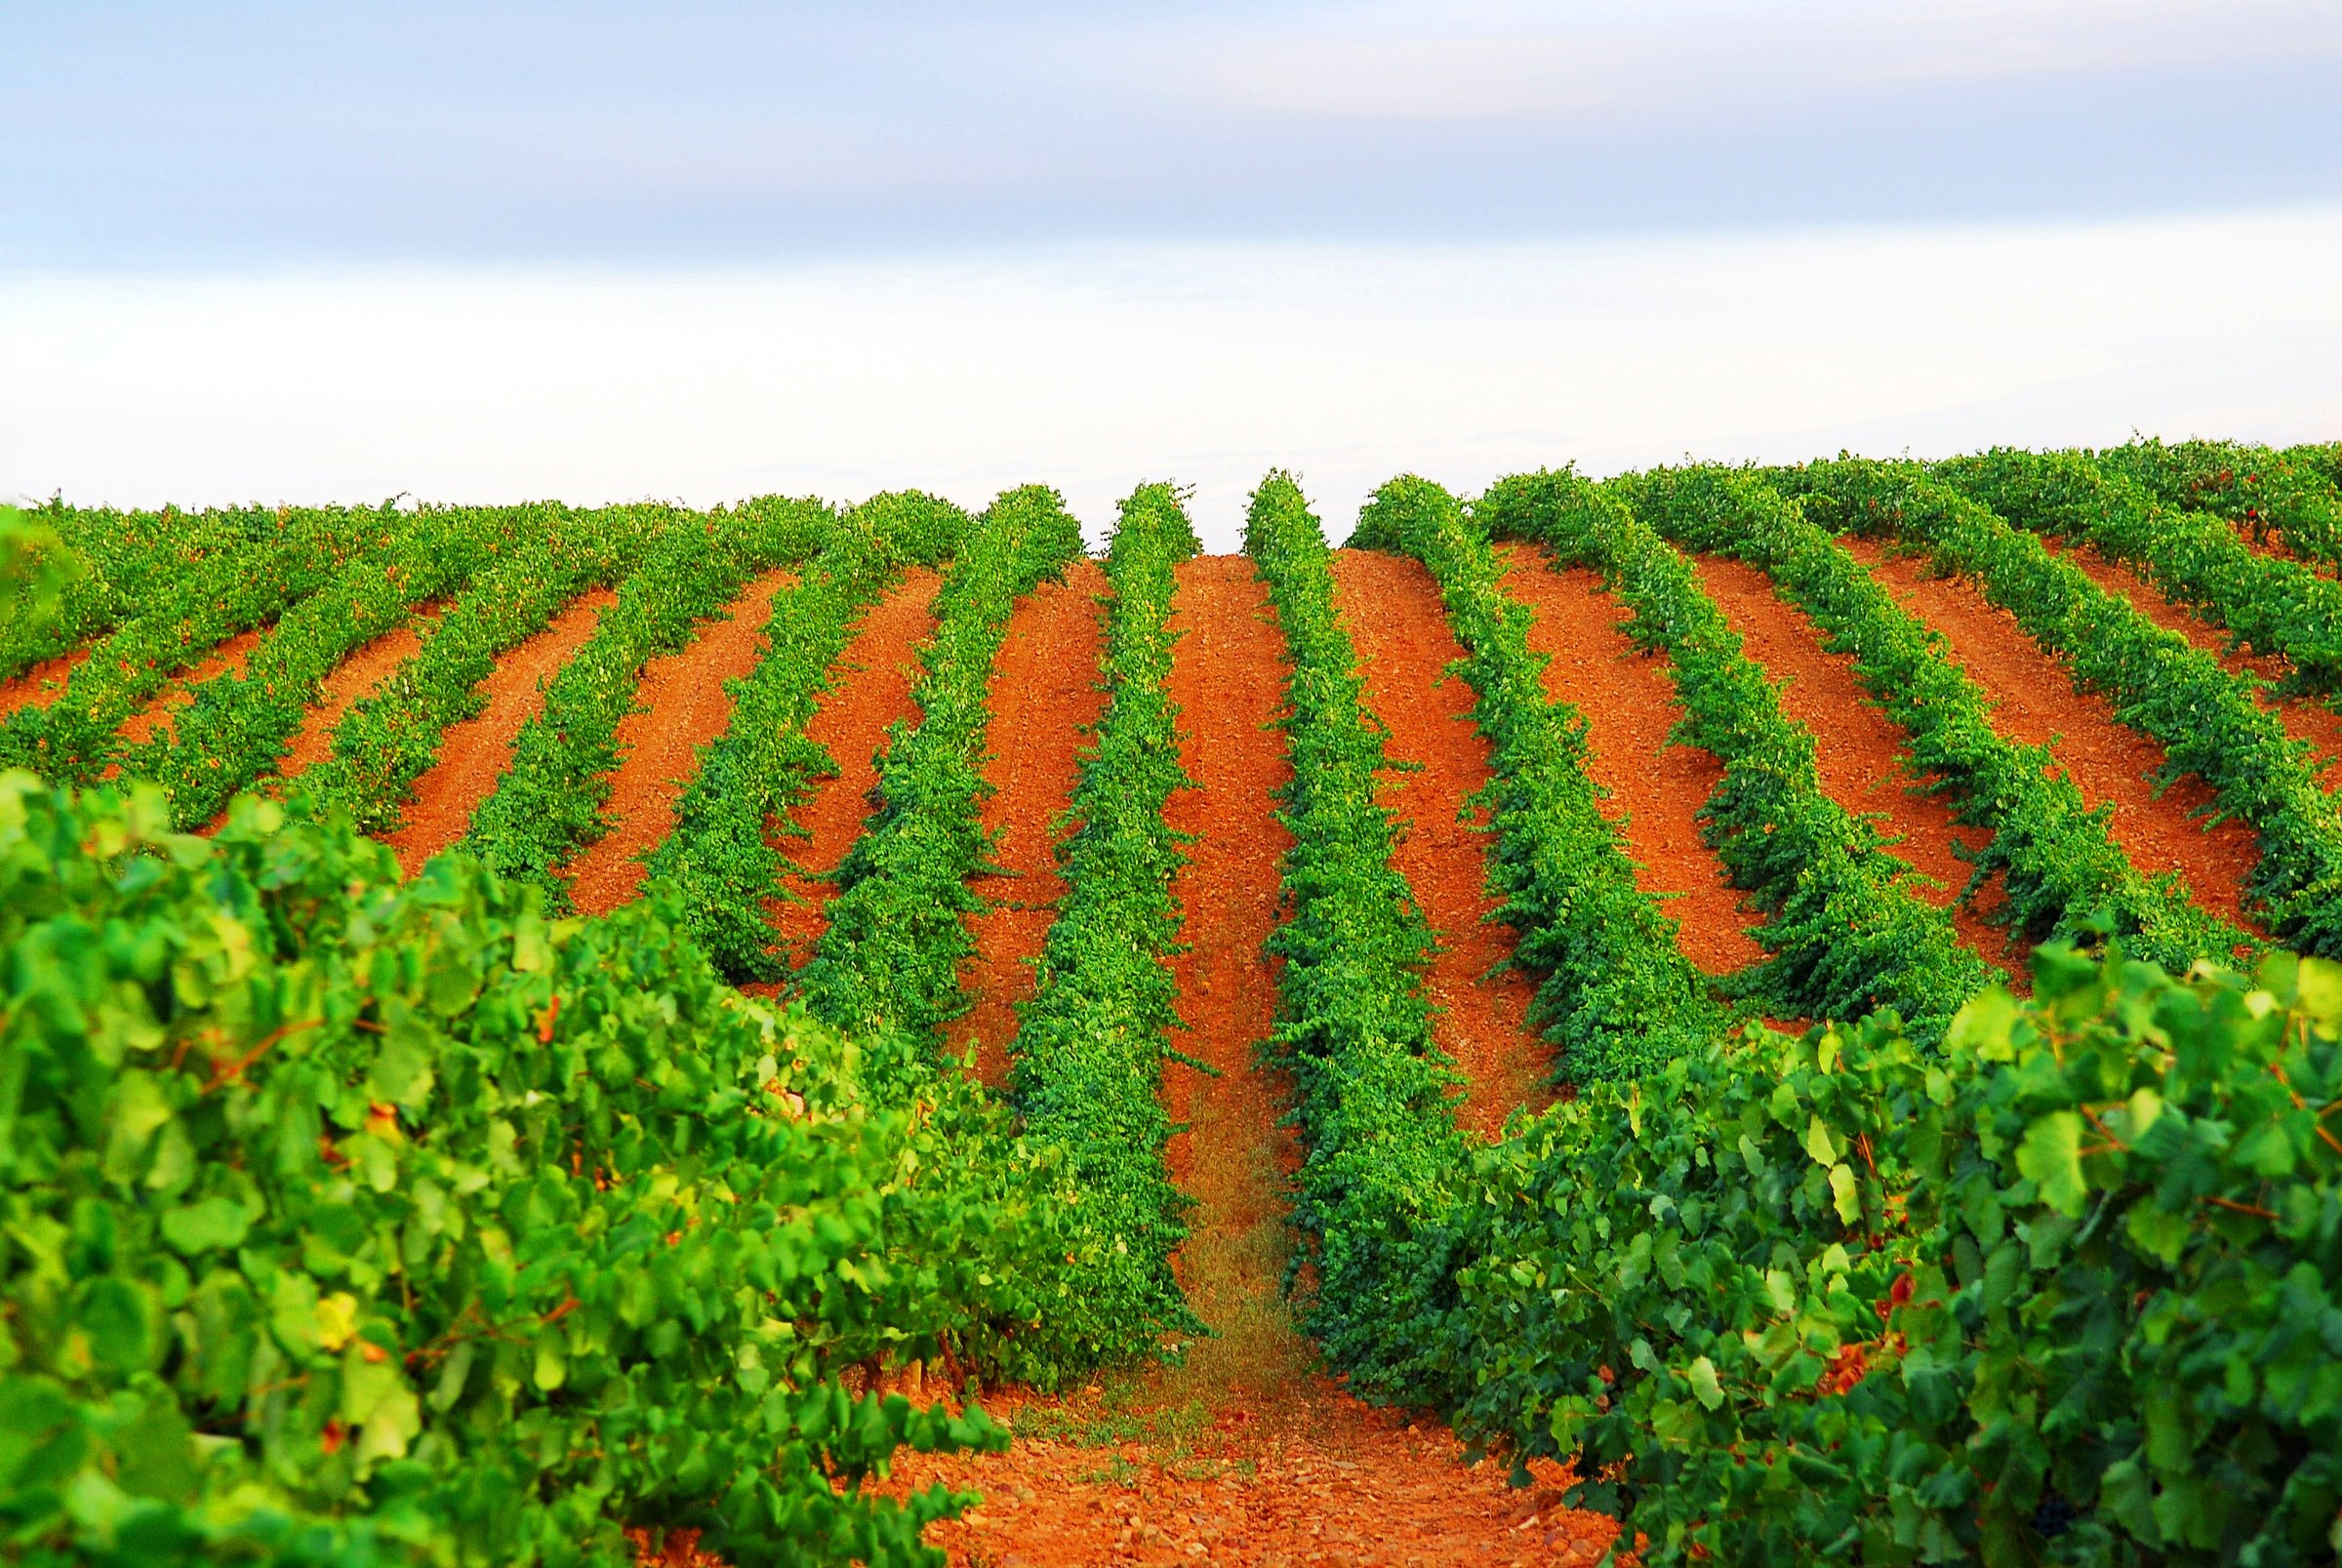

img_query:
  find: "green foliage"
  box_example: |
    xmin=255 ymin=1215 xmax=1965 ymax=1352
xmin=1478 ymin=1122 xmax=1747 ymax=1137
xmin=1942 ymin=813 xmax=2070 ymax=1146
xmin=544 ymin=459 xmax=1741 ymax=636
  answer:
xmin=1788 ymin=459 xmax=2342 ymax=959
xmin=795 ymin=485 xmax=1084 ymax=1069
xmin=1440 ymin=943 xmax=2342 ymax=1567
xmin=1 ymin=501 xmax=262 ymax=687
xmin=0 ymin=505 xmax=80 ymax=641
xmin=1352 ymin=475 xmax=1727 ymax=1081
xmin=1939 ymin=448 xmax=2342 ymax=694
xmin=1665 ymin=462 xmax=2254 ymax=974
xmin=296 ymin=505 xmax=670 ymax=837
xmin=0 ymin=773 xmax=1030 ymax=1567
xmin=646 ymin=493 xmax=968 ymax=984
xmin=1479 ymin=466 xmax=1993 ymax=1037
xmin=1007 ymin=482 xmax=1204 ymax=1365
xmin=119 ymin=505 xmax=534 ymax=830
xmin=1242 ymin=469 xmax=1467 ymax=1394
xmin=0 ymin=507 xmax=410 ymax=784
xmin=787 ymin=485 xmax=1120 ymax=1391
xmin=2101 ymin=436 xmax=2342 ymax=576
xmin=463 ymin=500 xmax=835 ymax=905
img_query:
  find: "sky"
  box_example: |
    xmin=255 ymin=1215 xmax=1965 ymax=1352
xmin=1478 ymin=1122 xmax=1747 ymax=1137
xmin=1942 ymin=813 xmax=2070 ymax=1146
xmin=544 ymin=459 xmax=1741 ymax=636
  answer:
xmin=5 ymin=0 xmax=2339 ymax=546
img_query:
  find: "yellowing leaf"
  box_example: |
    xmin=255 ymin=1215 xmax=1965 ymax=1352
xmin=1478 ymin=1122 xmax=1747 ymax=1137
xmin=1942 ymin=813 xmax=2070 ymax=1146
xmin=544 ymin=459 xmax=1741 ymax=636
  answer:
xmin=1803 ymin=1115 xmax=1837 ymax=1168
xmin=1688 ymin=1355 xmax=1724 ymax=1411
xmin=1829 ymin=1163 xmax=1860 ymax=1226
xmin=315 ymin=1292 xmax=360 ymax=1352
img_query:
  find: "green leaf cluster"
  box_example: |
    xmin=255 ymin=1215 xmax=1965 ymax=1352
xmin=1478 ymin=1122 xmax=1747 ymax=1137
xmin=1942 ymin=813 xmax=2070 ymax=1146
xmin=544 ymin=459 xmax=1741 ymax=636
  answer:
xmin=0 ymin=772 xmax=1026 ymax=1567
xmin=1479 ymin=466 xmax=1993 ymax=1037
xmin=1939 ymin=448 xmax=2342 ymax=695
xmin=1439 ymin=943 xmax=2342 ymax=1567
xmin=1789 ymin=460 xmax=2342 ymax=958
xmin=463 ymin=499 xmax=836 ymax=905
xmin=1352 ymin=475 xmax=1726 ymax=1081
xmin=1671 ymin=462 xmax=2252 ymax=975
xmin=1007 ymin=482 xmax=1205 ymax=1364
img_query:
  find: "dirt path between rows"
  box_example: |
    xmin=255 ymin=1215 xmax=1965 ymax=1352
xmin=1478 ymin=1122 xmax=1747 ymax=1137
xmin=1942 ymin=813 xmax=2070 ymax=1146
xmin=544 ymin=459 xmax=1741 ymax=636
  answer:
xmin=565 ymin=569 xmax=799 ymax=917
xmin=897 ymin=555 xmax=1617 ymax=1568
xmin=1690 ymin=555 xmax=2020 ymax=979
xmin=386 ymin=589 xmax=616 ymax=876
xmin=2039 ymin=540 xmax=2342 ymax=793
xmin=1844 ymin=540 xmax=2263 ymax=930
xmin=115 ymin=627 xmax=267 ymax=749
xmin=951 ymin=561 xmax=1110 ymax=1084
xmin=764 ymin=570 xmax=942 ymax=971
xmin=275 ymin=612 xmax=442 ymax=784
xmin=0 ymin=648 xmax=91 ymax=720
xmin=1329 ymin=549 xmax=1550 ymax=1137
xmin=1494 ymin=543 xmax=1767 ymax=977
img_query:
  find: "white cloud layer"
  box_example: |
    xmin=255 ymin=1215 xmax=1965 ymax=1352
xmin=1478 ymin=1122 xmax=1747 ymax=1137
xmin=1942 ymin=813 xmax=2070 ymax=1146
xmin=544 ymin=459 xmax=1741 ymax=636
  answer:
xmin=4 ymin=203 xmax=2336 ymax=552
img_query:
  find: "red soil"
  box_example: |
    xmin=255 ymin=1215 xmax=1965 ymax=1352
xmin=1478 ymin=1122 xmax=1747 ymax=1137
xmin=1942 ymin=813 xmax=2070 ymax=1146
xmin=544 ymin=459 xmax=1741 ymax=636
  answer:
xmin=0 ymin=648 xmax=90 ymax=719
xmin=2039 ymin=540 xmax=2342 ymax=792
xmin=115 ymin=627 xmax=266 ymax=748
xmin=1845 ymin=540 xmax=2264 ymax=929
xmin=1329 ymin=549 xmax=1550 ymax=1137
xmin=275 ymin=611 xmax=442 ymax=783
xmin=1690 ymin=555 xmax=2020 ymax=977
xmin=1494 ymin=543 xmax=1768 ymax=975
xmin=564 ymin=569 xmax=799 ymax=917
xmin=763 ymin=570 xmax=943 ymax=970
xmin=896 ymin=556 xmax=1619 ymax=1568
xmin=950 ymin=561 xmax=1110 ymax=1085
xmin=385 ymin=589 xmax=616 ymax=876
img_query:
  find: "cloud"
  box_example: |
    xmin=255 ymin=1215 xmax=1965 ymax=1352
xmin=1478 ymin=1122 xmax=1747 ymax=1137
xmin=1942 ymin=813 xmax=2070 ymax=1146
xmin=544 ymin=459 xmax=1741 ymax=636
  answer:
xmin=1191 ymin=0 xmax=2342 ymax=122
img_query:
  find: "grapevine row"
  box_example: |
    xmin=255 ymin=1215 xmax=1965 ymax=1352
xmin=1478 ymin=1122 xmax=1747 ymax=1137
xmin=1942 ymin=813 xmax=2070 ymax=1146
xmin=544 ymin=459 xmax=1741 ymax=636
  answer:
xmin=1940 ymin=448 xmax=2342 ymax=693
xmin=2101 ymin=436 xmax=2342 ymax=576
xmin=0 ymin=775 xmax=1015 ymax=1568
xmin=1240 ymin=470 xmax=1465 ymax=1393
xmin=296 ymin=503 xmax=669 ymax=835
xmin=788 ymin=484 xmax=1120 ymax=1389
xmin=1481 ymin=467 xmax=1994 ymax=1036
xmin=0 ymin=504 xmax=408 ymax=782
xmin=1786 ymin=459 xmax=2342 ymax=957
xmin=1351 ymin=475 xmax=1725 ymax=1082
xmin=650 ymin=492 xmax=970 ymax=983
xmin=1005 ymin=482 xmax=1207 ymax=1365
xmin=462 ymin=498 xmax=834 ymax=904
xmin=1648 ymin=462 xmax=2253 ymax=973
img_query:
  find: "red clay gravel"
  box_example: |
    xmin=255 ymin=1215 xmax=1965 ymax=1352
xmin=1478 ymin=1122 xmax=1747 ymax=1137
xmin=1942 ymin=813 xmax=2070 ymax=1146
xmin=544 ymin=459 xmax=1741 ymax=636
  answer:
xmin=1845 ymin=539 xmax=2263 ymax=929
xmin=565 ymin=569 xmax=799 ymax=916
xmin=274 ymin=611 xmax=442 ymax=784
xmin=764 ymin=569 xmax=942 ymax=970
xmin=1329 ymin=548 xmax=1551 ymax=1137
xmin=950 ymin=560 xmax=1110 ymax=1085
xmin=115 ymin=627 xmax=266 ymax=749
xmin=0 ymin=649 xmax=90 ymax=719
xmin=893 ymin=555 xmax=1620 ymax=1568
xmin=1690 ymin=554 xmax=2018 ymax=977
xmin=1494 ymin=542 xmax=1768 ymax=976
xmin=385 ymin=589 xmax=616 ymax=876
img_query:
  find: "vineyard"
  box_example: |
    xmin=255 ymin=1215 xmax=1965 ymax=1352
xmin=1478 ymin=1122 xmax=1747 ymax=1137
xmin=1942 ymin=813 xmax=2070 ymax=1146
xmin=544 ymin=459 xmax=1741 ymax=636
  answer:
xmin=2 ymin=436 xmax=2340 ymax=1568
